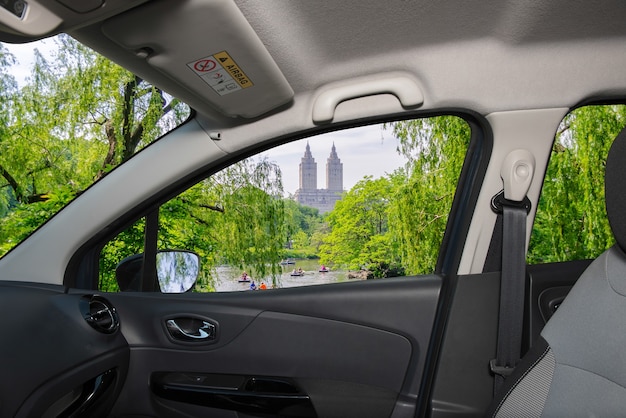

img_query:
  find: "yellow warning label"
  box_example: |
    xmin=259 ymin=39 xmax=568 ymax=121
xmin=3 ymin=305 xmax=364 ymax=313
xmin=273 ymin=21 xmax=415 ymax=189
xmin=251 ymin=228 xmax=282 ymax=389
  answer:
xmin=213 ymin=51 xmax=253 ymax=89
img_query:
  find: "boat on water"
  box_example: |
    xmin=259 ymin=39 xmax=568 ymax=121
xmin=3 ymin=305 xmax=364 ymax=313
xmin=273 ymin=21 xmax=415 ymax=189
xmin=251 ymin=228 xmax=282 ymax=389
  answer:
xmin=280 ymin=258 xmax=296 ymax=265
xmin=319 ymin=265 xmax=330 ymax=272
xmin=290 ymin=268 xmax=304 ymax=276
xmin=238 ymin=272 xmax=251 ymax=282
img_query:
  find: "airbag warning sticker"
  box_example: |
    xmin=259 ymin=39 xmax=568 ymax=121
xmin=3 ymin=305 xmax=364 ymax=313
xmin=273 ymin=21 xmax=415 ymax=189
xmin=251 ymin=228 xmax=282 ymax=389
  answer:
xmin=187 ymin=51 xmax=253 ymax=96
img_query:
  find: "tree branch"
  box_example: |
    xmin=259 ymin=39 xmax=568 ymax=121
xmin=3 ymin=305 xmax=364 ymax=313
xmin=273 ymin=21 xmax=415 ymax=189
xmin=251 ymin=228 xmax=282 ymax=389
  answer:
xmin=126 ymin=87 xmax=173 ymax=160
xmin=0 ymin=163 xmax=24 ymax=202
xmin=198 ymin=203 xmax=225 ymax=213
xmin=95 ymin=119 xmax=117 ymax=180
xmin=121 ymin=75 xmax=141 ymax=161
xmin=180 ymin=198 xmax=225 ymax=213
xmin=557 ymin=123 xmax=570 ymax=137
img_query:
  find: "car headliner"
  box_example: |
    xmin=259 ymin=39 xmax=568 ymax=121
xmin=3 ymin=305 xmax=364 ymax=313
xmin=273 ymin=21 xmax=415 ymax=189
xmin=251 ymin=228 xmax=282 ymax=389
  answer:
xmin=0 ymin=0 xmax=625 ymax=283
xmin=1 ymin=0 xmax=624 ymax=122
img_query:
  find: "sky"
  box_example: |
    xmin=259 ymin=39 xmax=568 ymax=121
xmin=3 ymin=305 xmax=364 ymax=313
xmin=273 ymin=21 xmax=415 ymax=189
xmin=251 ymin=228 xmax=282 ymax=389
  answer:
xmin=3 ymin=39 xmax=409 ymax=195
xmin=258 ymin=124 xmax=408 ymax=196
xmin=4 ymin=39 xmax=54 ymax=86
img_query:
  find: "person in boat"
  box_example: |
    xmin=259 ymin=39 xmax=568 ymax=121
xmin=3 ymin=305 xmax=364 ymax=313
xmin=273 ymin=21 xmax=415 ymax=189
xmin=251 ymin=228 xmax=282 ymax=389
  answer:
xmin=259 ymin=282 xmax=267 ymax=290
xmin=298 ymin=267 xmax=303 ymax=274
xmin=250 ymin=280 xmax=256 ymax=290
xmin=240 ymin=271 xmax=249 ymax=280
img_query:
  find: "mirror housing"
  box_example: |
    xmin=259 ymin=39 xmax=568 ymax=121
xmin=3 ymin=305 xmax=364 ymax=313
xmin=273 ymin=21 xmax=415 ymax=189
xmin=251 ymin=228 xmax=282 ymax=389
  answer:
xmin=115 ymin=250 xmax=200 ymax=293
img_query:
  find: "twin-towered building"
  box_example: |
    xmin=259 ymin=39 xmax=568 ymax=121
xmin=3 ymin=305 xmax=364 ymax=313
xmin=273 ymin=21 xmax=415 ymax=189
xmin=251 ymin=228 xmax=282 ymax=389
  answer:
xmin=294 ymin=142 xmax=343 ymax=213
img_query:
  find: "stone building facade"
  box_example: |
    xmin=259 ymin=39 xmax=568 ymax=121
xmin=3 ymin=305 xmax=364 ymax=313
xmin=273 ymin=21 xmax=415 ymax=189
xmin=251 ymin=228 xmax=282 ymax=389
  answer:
xmin=293 ymin=143 xmax=343 ymax=213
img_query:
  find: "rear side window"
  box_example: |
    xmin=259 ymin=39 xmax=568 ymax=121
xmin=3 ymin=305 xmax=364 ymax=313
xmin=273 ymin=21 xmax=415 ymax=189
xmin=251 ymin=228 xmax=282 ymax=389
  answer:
xmin=528 ymin=105 xmax=626 ymax=264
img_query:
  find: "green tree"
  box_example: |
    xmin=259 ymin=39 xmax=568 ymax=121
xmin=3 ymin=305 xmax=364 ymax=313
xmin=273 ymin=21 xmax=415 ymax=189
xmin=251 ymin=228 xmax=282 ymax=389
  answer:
xmin=528 ymin=105 xmax=625 ymax=263
xmin=387 ymin=116 xmax=470 ymax=274
xmin=320 ymin=175 xmax=403 ymax=275
xmin=283 ymin=199 xmax=324 ymax=258
xmin=99 ymin=158 xmax=287 ymax=291
xmin=0 ymin=35 xmax=188 ymax=257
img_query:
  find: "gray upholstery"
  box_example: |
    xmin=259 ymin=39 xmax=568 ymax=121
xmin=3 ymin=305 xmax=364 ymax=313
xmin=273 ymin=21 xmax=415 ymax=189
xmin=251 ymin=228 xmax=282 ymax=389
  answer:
xmin=491 ymin=126 xmax=626 ymax=417
xmin=540 ymin=247 xmax=626 ymax=416
xmin=493 ymin=346 xmax=554 ymax=417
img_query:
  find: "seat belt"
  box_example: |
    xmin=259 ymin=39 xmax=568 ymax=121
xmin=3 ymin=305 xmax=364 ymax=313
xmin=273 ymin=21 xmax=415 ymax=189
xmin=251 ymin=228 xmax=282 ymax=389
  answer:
xmin=489 ymin=150 xmax=535 ymax=393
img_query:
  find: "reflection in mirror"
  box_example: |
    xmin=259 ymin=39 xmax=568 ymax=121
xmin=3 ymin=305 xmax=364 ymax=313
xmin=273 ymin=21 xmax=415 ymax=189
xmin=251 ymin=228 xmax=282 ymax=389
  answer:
xmin=156 ymin=250 xmax=200 ymax=293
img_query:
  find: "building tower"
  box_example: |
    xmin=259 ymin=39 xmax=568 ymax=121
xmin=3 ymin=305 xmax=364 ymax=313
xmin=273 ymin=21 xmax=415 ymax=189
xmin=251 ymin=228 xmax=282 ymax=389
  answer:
xmin=294 ymin=143 xmax=343 ymax=213
xmin=299 ymin=142 xmax=317 ymax=191
xmin=326 ymin=143 xmax=343 ymax=192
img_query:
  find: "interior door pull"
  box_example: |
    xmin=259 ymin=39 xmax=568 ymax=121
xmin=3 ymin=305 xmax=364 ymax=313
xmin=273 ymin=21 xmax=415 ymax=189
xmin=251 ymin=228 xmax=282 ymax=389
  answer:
xmin=165 ymin=318 xmax=216 ymax=342
xmin=151 ymin=372 xmax=317 ymax=417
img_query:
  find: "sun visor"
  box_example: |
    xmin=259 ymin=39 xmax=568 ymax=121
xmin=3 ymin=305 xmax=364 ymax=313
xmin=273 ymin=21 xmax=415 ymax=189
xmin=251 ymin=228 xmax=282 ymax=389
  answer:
xmin=102 ymin=0 xmax=294 ymax=119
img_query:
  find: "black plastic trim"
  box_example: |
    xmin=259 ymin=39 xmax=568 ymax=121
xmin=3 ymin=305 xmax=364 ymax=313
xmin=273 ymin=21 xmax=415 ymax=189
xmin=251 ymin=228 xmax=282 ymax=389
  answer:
xmin=151 ymin=372 xmax=317 ymax=417
xmin=418 ymin=113 xmax=493 ymax=417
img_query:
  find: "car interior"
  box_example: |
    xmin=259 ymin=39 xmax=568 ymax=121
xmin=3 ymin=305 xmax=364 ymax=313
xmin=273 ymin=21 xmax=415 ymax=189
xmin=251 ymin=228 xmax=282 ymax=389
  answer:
xmin=0 ymin=0 xmax=626 ymax=417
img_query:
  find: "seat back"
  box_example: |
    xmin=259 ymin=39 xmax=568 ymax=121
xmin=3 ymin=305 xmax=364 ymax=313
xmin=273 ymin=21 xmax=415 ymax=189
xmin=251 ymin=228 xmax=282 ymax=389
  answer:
xmin=488 ymin=126 xmax=626 ymax=417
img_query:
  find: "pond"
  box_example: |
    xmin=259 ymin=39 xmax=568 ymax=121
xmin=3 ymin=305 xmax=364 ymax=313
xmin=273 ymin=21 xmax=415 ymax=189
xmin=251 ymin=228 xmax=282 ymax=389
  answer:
xmin=213 ymin=259 xmax=353 ymax=292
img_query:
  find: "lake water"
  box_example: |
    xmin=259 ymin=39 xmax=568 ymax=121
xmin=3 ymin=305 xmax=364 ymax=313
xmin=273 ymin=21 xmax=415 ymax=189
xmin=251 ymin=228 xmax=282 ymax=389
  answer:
xmin=213 ymin=259 xmax=351 ymax=292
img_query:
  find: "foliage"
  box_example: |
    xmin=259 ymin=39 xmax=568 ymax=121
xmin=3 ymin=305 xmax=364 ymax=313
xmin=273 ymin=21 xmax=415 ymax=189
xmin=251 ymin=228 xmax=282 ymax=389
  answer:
xmin=2 ymin=33 xmax=624 ymax=291
xmin=98 ymin=218 xmax=145 ymax=292
xmin=181 ymin=158 xmax=286 ymax=284
xmin=0 ymin=186 xmax=74 ymax=255
xmin=98 ymin=158 xmax=287 ymax=291
xmin=0 ymin=35 xmax=189 ymax=259
xmin=318 ymin=116 xmax=470 ymax=276
xmin=282 ymin=199 xmax=325 ymax=259
xmin=1 ymin=36 xmax=291 ymax=292
xmin=527 ymin=105 xmax=626 ymax=263
xmin=319 ymin=175 xmax=404 ymax=275
xmin=388 ymin=116 xmax=470 ymax=274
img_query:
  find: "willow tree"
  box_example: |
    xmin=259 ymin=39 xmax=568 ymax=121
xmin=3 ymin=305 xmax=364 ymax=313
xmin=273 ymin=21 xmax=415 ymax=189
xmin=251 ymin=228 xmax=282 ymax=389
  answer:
xmin=0 ymin=35 xmax=188 ymax=255
xmin=0 ymin=34 xmax=288 ymax=288
xmin=387 ymin=116 xmax=470 ymax=274
xmin=99 ymin=157 xmax=287 ymax=292
xmin=528 ymin=105 xmax=626 ymax=263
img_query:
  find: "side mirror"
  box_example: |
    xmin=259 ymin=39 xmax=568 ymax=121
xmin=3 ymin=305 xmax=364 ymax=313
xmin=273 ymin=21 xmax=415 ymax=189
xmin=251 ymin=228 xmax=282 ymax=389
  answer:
xmin=115 ymin=250 xmax=200 ymax=293
xmin=156 ymin=250 xmax=200 ymax=293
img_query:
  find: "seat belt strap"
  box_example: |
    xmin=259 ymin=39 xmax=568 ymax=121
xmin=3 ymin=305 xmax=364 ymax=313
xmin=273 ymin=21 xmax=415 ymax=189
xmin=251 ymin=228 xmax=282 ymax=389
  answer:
xmin=489 ymin=149 xmax=535 ymax=393
xmin=490 ymin=202 xmax=527 ymax=391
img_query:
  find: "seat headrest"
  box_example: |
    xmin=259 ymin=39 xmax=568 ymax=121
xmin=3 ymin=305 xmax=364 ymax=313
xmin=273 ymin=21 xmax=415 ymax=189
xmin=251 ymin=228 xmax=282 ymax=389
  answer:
xmin=605 ymin=126 xmax=626 ymax=252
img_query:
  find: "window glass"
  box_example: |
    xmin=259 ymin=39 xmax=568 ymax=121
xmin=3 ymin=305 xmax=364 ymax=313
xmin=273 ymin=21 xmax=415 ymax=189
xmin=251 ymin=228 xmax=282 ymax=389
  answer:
xmin=0 ymin=35 xmax=190 ymax=258
xmin=99 ymin=218 xmax=145 ymax=292
xmin=528 ymin=105 xmax=626 ymax=264
xmin=99 ymin=116 xmax=471 ymax=292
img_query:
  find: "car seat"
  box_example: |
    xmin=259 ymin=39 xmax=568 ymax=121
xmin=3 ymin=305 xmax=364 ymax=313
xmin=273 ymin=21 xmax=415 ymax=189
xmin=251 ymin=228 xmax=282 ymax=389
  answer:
xmin=487 ymin=125 xmax=626 ymax=417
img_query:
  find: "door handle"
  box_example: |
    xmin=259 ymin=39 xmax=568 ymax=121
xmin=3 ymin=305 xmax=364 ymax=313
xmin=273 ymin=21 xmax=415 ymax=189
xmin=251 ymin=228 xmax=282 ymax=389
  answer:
xmin=165 ymin=317 xmax=216 ymax=342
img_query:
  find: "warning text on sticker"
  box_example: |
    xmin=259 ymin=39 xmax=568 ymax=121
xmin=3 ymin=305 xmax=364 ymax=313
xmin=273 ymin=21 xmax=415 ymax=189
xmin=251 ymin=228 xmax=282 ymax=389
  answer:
xmin=214 ymin=51 xmax=253 ymax=89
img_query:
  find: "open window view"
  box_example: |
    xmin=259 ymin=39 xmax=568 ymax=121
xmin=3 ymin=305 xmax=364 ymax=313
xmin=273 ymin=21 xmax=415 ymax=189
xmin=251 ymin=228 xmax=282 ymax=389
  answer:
xmin=100 ymin=117 xmax=471 ymax=292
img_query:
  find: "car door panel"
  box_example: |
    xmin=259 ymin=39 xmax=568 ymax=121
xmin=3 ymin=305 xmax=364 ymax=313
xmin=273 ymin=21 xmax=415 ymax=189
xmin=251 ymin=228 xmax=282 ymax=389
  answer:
xmin=0 ymin=282 xmax=129 ymax=418
xmin=430 ymin=272 xmax=500 ymax=417
xmin=430 ymin=261 xmax=594 ymax=417
xmin=105 ymin=275 xmax=442 ymax=417
xmin=525 ymin=259 xmax=592 ymax=349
